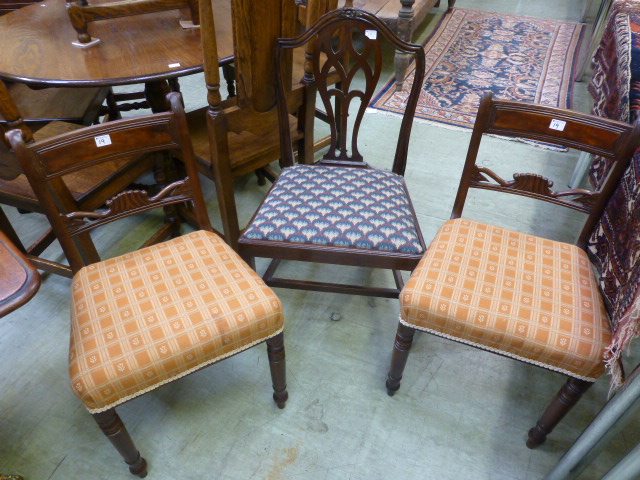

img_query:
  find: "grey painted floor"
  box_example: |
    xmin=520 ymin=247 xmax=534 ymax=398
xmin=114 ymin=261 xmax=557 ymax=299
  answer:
xmin=2 ymin=1 xmax=640 ymax=479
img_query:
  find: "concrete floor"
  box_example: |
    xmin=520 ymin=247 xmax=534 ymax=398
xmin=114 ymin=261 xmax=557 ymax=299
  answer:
xmin=2 ymin=0 xmax=640 ymax=479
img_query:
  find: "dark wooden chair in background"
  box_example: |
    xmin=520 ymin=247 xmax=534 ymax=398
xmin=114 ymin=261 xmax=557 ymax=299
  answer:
xmin=0 ymin=229 xmax=40 ymax=317
xmin=66 ymin=0 xmax=200 ymax=47
xmin=64 ymin=0 xmax=200 ymax=118
xmin=7 ymin=92 xmax=287 ymax=477
xmin=386 ymin=92 xmax=640 ymax=448
xmin=238 ymin=8 xmax=427 ymax=298
xmin=186 ymin=0 xmax=310 ymax=250
xmin=1 ymin=83 xmax=109 ymax=130
xmin=0 ymin=79 xmax=154 ymax=277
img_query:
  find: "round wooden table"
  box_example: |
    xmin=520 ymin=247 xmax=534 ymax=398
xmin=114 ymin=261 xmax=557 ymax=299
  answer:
xmin=0 ymin=0 xmax=233 ymax=110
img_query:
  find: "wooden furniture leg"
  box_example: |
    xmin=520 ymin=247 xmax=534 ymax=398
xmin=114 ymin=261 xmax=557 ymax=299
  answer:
xmin=394 ymin=0 xmax=415 ymax=92
xmin=266 ymin=332 xmax=288 ymax=409
xmin=92 ymin=409 xmax=148 ymax=478
xmin=527 ymin=378 xmax=593 ymax=448
xmin=393 ymin=0 xmax=455 ymax=90
xmin=386 ymin=323 xmax=417 ymax=395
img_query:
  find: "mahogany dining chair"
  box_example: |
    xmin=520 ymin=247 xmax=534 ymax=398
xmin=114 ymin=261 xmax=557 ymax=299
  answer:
xmin=386 ymin=92 xmax=640 ymax=448
xmin=237 ymin=8 xmax=427 ymax=298
xmin=6 ymin=92 xmax=287 ymax=477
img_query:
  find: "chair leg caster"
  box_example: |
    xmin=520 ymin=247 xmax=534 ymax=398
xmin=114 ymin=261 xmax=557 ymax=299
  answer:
xmin=273 ymin=390 xmax=289 ymax=409
xmin=526 ymin=425 xmax=547 ymax=449
xmin=385 ymin=377 xmax=401 ymax=396
xmin=128 ymin=456 xmax=148 ymax=478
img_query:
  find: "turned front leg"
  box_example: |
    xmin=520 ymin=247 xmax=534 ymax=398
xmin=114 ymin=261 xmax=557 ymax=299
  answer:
xmin=267 ymin=332 xmax=288 ymax=408
xmin=386 ymin=322 xmax=417 ymax=395
xmin=527 ymin=377 xmax=593 ymax=448
xmin=92 ymin=409 xmax=148 ymax=477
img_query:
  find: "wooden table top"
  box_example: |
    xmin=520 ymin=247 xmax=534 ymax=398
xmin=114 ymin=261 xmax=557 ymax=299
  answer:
xmin=0 ymin=230 xmax=40 ymax=317
xmin=0 ymin=0 xmax=233 ymax=87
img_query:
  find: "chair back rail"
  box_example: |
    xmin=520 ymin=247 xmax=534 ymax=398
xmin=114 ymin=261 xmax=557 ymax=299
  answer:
xmin=452 ymin=92 xmax=640 ymax=250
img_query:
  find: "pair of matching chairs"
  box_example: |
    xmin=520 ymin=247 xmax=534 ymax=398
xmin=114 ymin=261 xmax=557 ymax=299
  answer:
xmin=4 ymin=6 xmax=639 ymax=476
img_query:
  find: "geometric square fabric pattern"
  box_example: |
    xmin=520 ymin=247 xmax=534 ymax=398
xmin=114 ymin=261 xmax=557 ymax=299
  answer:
xmin=400 ymin=219 xmax=612 ymax=381
xmin=69 ymin=230 xmax=284 ymax=413
xmin=241 ymin=165 xmax=424 ymax=254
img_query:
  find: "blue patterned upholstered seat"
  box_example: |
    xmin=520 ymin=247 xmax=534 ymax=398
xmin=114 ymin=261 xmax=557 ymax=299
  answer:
xmin=242 ymin=165 xmax=423 ymax=254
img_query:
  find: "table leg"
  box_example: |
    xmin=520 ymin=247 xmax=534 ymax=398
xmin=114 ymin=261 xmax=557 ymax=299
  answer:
xmin=144 ymin=80 xmax=172 ymax=113
xmin=394 ymin=0 xmax=415 ymax=92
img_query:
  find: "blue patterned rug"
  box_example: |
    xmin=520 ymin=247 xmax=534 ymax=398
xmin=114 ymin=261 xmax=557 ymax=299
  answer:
xmin=371 ymin=8 xmax=584 ymax=140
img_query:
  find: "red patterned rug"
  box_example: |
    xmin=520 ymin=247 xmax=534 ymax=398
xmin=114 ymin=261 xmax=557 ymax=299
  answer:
xmin=370 ymin=8 xmax=584 ymax=138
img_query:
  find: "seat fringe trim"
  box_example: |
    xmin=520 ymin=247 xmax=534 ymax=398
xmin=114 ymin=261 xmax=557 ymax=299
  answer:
xmin=399 ymin=315 xmax=600 ymax=382
xmin=85 ymin=327 xmax=284 ymax=414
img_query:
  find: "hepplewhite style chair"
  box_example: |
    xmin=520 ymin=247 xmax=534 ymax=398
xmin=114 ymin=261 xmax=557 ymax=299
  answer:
xmin=238 ymin=8 xmax=427 ymax=298
xmin=7 ymin=92 xmax=287 ymax=477
xmin=386 ymin=92 xmax=640 ymax=448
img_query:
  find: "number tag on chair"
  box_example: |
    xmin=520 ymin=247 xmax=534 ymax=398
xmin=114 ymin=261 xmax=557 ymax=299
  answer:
xmin=549 ymin=119 xmax=566 ymax=131
xmin=94 ymin=134 xmax=112 ymax=147
xmin=365 ymin=30 xmax=377 ymax=40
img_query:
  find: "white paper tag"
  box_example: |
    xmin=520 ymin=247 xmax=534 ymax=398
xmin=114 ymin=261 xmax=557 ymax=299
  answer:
xmin=549 ymin=119 xmax=566 ymax=131
xmin=168 ymin=63 xmax=181 ymax=68
xmin=365 ymin=30 xmax=377 ymax=40
xmin=95 ymin=134 xmax=112 ymax=147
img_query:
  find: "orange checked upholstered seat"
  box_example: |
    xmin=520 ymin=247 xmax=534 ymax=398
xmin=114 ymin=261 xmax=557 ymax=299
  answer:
xmin=8 ymin=92 xmax=288 ymax=477
xmin=385 ymin=92 xmax=640 ymax=451
xmin=400 ymin=218 xmax=611 ymax=381
xmin=69 ymin=230 xmax=283 ymax=412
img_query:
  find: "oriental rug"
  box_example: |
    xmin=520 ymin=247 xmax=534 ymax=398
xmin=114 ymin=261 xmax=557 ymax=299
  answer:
xmin=587 ymin=8 xmax=640 ymax=391
xmin=370 ymin=8 xmax=584 ymax=142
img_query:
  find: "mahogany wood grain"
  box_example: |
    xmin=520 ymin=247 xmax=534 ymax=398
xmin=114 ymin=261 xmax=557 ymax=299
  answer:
xmin=451 ymin=92 xmax=640 ymax=250
xmin=0 ymin=229 xmax=40 ymax=317
xmin=7 ymin=92 xmax=211 ymax=272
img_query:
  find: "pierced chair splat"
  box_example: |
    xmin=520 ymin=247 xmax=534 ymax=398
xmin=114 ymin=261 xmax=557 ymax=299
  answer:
xmin=386 ymin=92 xmax=640 ymax=449
xmin=6 ymin=92 xmax=288 ymax=477
xmin=238 ymin=8 xmax=427 ymax=298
